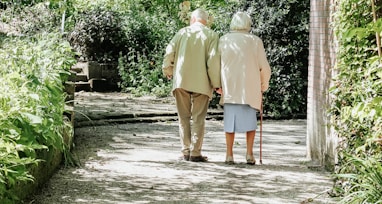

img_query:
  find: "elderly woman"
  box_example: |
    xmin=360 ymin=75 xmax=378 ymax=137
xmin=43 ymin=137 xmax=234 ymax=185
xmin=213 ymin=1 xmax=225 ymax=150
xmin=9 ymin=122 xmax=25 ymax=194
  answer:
xmin=218 ymin=12 xmax=271 ymax=165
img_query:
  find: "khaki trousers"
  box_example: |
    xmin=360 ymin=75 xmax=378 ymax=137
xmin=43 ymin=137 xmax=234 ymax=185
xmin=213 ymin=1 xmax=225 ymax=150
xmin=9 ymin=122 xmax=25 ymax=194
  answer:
xmin=173 ymin=88 xmax=209 ymax=157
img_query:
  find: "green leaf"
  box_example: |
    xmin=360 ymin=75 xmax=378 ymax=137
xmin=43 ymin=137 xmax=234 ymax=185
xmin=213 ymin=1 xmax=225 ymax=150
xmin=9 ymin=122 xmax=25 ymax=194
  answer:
xmin=29 ymin=93 xmax=39 ymax=100
xmin=22 ymin=112 xmax=42 ymax=124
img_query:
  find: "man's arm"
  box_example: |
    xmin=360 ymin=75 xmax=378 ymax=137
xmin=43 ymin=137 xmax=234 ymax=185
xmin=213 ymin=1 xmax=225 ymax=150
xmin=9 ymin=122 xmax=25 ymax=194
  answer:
xmin=162 ymin=37 xmax=177 ymax=79
xmin=207 ymin=33 xmax=221 ymax=88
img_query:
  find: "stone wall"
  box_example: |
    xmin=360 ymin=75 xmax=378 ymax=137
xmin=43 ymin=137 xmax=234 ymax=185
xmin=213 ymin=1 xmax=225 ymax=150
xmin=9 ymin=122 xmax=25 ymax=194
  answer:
xmin=307 ymin=0 xmax=337 ymax=169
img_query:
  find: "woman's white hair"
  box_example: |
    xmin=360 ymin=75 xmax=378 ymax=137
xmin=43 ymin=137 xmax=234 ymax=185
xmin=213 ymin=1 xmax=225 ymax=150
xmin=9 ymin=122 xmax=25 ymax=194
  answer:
xmin=230 ymin=12 xmax=252 ymax=32
xmin=191 ymin=8 xmax=209 ymax=22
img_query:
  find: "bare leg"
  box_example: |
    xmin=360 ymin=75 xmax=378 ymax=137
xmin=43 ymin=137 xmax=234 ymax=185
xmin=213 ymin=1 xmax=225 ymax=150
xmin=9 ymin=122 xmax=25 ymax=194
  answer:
xmin=246 ymin=130 xmax=256 ymax=155
xmin=225 ymin=132 xmax=235 ymax=158
xmin=246 ymin=130 xmax=256 ymax=164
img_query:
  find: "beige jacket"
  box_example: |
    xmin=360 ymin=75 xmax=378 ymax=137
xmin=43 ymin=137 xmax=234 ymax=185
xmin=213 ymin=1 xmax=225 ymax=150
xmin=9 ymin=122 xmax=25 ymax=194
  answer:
xmin=162 ymin=22 xmax=221 ymax=98
xmin=219 ymin=31 xmax=271 ymax=110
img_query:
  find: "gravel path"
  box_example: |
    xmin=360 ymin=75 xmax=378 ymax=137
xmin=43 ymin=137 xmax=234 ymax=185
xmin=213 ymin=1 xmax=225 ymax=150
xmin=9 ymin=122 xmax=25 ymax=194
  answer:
xmin=25 ymin=92 xmax=338 ymax=204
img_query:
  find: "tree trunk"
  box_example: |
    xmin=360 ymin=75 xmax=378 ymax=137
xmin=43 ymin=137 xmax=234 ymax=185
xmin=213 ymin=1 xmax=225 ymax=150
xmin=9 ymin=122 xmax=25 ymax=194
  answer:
xmin=307 ymin=0 xmax=337 ymax=170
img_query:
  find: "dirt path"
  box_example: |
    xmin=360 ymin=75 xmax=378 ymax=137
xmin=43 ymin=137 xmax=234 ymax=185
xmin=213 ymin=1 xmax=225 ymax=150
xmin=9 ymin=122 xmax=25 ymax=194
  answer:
xmin=26 ymin=92 xmax=338 ymax=204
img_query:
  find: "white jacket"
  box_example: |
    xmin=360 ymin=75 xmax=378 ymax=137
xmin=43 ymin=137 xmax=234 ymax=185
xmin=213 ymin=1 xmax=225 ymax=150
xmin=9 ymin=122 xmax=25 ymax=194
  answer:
xmin=219 ymin=31 xmax=271 ymax=110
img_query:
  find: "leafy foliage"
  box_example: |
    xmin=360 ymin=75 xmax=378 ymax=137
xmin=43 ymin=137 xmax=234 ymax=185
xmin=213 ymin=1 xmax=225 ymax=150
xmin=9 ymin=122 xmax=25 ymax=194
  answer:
xmin=0 ymin=0 xmax=67 ymax=35
xmin=330 ymin=0 xmax=382 ymax=201
xmin=335 ymin=156 xmax=382 ymax=203
xmin=0 ymin=33 xmax=76 ymax=202
xmin=67 ymin=8 xmax=127 ymax=62
xmin=243 ymin=0 xmax=309 ymax=118
xmin=116 ymin=2 xmax=182 ymax=96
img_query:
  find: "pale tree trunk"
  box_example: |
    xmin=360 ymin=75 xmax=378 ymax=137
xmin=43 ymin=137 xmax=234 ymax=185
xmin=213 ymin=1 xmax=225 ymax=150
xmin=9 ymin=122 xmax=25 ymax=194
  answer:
xmin=307 ymin=0 xmax=337 ymax=170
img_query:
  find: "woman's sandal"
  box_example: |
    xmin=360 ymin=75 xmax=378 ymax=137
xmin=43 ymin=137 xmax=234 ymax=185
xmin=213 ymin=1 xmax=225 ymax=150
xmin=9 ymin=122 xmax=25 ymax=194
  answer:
xmin=225 ymin=155 xmax=234 ymax=165
xmin=246 ymin=154 xmax=256 ymax=165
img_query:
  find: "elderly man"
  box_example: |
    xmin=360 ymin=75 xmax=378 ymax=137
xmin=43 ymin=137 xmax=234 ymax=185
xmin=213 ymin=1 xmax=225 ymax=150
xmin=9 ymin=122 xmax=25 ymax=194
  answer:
xmin=162 ymin=8 xmax=221 ymax=162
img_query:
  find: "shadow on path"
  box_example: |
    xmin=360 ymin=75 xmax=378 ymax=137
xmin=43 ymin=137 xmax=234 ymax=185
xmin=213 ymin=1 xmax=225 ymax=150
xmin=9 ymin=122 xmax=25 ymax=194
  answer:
xmin=26 ymin=92 xmax=338 ymax=204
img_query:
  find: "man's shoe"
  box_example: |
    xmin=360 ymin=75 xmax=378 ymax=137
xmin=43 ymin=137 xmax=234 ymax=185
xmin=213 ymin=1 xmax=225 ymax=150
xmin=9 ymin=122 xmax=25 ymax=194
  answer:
xmin=190 ymin=156 xmax=208 ymax=162
xmin=180 ymin=155 xmax=190 ymax=161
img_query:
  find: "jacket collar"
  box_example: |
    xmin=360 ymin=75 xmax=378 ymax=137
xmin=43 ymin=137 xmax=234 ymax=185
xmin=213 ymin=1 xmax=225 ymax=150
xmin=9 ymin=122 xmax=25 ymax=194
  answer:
xmin=191 ymin=22 xmax=206 ymax=27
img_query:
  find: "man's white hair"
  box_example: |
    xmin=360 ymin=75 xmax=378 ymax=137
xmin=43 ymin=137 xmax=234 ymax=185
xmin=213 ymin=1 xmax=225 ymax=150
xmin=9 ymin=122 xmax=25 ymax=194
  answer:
xmin=230 ymin=12 xmax=252 ymax=32
xmin=191 ymin=8 xmax=209 ymax=22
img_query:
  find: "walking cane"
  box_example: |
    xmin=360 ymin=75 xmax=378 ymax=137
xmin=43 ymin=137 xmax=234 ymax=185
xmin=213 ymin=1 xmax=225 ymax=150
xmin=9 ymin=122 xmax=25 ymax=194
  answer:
xmin=259 ymin=94 xmax=263 ymax=165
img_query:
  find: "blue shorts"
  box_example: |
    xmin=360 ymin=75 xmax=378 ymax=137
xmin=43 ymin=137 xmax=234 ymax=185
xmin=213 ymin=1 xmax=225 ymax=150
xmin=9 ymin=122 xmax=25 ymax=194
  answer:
xmin=224 ymin=103 xmax=258 ymax=133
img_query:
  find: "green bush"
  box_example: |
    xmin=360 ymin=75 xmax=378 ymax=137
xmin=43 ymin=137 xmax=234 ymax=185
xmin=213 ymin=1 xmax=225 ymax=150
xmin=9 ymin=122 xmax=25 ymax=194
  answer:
xmin=330 ymin=0 xmax=382 ymax=200
xmin=67 ymin=7 xmax=128 ymax=62
xmin=0 ymin=33 xmax=76 ymax=203
xmin=241 ymin=0 xmax=309 ymax=118
xmin=0 ymin=2 xmax=61 ymax=35
xmin=67 ymin=1 xmax=179 ymax=96
xmin=116 ymin=2 xmax=180 ymax=96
